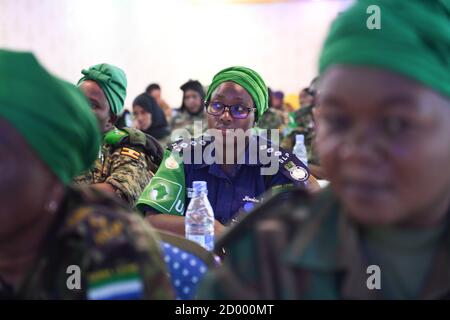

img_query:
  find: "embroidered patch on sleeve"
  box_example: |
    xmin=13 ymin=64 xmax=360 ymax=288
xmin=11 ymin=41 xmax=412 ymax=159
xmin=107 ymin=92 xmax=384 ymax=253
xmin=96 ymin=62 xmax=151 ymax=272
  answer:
xmin=120 ymin=147 xmax=141 ymax=160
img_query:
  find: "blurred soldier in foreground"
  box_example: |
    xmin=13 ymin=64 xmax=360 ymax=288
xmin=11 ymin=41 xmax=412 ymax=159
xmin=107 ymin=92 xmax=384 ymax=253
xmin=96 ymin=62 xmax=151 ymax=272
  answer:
xmin=0 ymin=50 xmax=173 ymax=299
xmin=199 ymin=0 xmax=450 ymax=299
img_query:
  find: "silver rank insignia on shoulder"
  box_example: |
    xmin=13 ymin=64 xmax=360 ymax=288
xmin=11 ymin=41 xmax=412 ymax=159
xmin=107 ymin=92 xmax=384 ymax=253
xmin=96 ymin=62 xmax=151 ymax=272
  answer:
xmin=284 ymin=161 xmax=309 ymax=182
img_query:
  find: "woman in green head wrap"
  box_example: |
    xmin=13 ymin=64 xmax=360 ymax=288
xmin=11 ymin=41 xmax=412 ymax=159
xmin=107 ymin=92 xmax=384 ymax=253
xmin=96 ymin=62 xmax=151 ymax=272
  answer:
xmin=75 ymin=63 xmax=163 ymax=207
xmin=77 ymin=63 xmax=127 ymax=134
xmin=316 ymin=0 xmax=450 ymax=228
xmin=0 ymin=50 xmax=173 ymax=299
xmin=311 ymin=0 xmax=450 ymax=299
xmin=138 ymin=66 xmax=309 ymax=238
xmin=204 ymin=66 xmax=268 ymax=176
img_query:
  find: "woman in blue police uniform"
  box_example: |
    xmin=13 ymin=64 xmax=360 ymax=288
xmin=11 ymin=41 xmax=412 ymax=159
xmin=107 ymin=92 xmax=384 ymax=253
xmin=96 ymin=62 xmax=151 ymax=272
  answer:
xmin=136 ymin=66 xmax=309 ymax=237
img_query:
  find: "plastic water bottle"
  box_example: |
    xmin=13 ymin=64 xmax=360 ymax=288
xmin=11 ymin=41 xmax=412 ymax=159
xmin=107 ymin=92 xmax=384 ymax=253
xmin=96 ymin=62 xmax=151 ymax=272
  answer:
xmin=293 ymin=134 xmax=308 ymax=167
xmin=185 ymin=181 xmax=215 ymax=251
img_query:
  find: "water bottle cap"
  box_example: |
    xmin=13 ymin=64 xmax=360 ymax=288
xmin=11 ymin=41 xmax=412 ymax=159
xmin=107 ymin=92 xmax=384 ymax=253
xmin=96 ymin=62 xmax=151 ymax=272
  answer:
xmin=296 ymin=134 xmax=304 ymax=144
xmin=192 ymin=181 xmax=207 ymax=192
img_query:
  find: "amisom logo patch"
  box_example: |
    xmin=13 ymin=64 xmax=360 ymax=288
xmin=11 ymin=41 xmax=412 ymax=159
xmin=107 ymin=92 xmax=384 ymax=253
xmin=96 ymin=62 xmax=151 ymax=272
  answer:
xmin=145 ymin=177 xmax=183 ymax=213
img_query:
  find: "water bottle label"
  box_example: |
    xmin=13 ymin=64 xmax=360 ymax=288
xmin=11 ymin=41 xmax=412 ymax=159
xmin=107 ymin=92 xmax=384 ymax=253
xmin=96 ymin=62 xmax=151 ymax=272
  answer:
xmin=187 ymin=234 xmax=214 ymax=251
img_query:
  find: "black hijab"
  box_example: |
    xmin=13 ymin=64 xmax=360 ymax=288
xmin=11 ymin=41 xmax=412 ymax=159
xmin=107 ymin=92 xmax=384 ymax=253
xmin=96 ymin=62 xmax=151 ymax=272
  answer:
xmin=132 ymin=93 xmax=170 ymax=140
xmin=179 ymin=80 xmax=205 ymax=116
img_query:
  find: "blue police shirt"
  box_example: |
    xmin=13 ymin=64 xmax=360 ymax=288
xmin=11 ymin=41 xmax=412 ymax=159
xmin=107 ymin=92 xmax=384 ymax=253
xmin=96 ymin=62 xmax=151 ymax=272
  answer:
xmin=140 ymin=135 xmax=308 ymax=225
xmin=180 ymin=135 xmax=306 ymax=224
xmin=184 ymin=158 xmax=296 ymax=224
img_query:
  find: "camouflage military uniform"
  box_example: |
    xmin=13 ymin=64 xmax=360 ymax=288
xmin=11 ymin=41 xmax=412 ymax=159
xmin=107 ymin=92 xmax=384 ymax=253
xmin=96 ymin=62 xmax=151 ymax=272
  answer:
xmin=281 ymin=105 xmax=320 ymax=166
xmin=0 ymin=186 xmax=174 ymax=299
xmin=170 ymin=111 xmax=207 ymax=140
xmin=199 ymin=187 xmax=450 ymax=299
xmin=74 ymin=127 xmax=156 ymax=207
xmin=257 ymin=108 xmax=287 ymax=131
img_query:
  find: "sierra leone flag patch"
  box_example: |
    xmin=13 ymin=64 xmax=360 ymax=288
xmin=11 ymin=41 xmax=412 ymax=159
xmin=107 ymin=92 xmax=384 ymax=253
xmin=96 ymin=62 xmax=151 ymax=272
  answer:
xmin=87 ymin=264 xmax=144 ymax=300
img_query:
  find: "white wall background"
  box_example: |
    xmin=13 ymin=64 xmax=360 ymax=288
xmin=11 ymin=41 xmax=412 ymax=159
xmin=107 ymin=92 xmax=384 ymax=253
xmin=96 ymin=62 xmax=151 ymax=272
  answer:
xmin=0 ymin=0 xmax=352 ymax=109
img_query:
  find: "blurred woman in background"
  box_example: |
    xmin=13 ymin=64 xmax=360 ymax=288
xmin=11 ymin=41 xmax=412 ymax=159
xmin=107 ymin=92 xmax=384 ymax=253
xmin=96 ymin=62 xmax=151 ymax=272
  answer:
xmin=146 ymin=83 xmax=172 ymax=122
xmin=170 ymin=80 xmax=207 ymax=139
xmin=133 ymin=93 xmax=171 ymax=145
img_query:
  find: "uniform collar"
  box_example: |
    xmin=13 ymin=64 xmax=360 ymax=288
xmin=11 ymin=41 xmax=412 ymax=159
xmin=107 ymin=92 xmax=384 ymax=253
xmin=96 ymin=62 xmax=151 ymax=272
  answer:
xmin=284 ymin=188 xmax=450 ymax=299
xmin=420 ymin=223 xmax=450 ymax=299
xmin=193 ymin=135 xmax=271 ymax=170
xmin=282 ymin=191 xmax=381 ymax=299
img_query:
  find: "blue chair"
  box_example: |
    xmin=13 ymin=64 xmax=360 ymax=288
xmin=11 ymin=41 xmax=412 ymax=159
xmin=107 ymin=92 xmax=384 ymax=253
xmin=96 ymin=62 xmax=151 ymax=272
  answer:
xmin=157 ymin=231 xmax=219 ymax=300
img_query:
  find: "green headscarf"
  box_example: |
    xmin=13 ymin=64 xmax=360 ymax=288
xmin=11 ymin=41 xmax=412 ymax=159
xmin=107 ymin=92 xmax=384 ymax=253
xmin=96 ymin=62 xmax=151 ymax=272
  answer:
xmin=0 ymin=49 xmax=101 ymax=185
xmin=205 ymin=66 xmax=268 ymax=121
xmin=77 ymin=63 xmax=127 ymax=115
xmin=319 ymin=0 xmax=450 ymax=98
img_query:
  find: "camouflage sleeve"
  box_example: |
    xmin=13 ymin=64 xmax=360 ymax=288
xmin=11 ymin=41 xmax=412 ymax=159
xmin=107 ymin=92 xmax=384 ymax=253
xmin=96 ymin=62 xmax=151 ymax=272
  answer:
xmin=105 ymin=146 xmax=152 ymax=207
xmin=73 ymin=159 xmax=99 ymax=186
xmin=84 ymin=209 xmax=175 ymax=300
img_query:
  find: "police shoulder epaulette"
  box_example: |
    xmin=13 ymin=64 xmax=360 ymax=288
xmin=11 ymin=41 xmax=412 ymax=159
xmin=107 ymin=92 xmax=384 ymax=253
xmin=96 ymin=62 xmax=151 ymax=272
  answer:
xmin=258 ymin=138 xmax=310 ymax=184
xmin=168 ymin=136 xmax=210 ymax=154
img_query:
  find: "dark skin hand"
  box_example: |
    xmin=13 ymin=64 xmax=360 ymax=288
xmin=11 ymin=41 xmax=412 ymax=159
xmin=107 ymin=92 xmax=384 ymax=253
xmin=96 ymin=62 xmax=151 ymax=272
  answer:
xmin=92 ymin=183 xmax=116 ymax=194
xmin=308 ymin=164 xmax=326 ymax=180
xmin=79 ymin=80 xmax=117 ymax=195
xmin=0 ymin=119 xmax=65 ymax=289
xmin=315 ymin=66 xmax=450 ymax=228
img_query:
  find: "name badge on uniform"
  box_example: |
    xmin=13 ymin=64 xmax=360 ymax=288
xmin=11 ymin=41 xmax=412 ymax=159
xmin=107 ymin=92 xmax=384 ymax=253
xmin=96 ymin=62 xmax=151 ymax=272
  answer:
xmin=241 ymin=195 xmax=261 ymax=213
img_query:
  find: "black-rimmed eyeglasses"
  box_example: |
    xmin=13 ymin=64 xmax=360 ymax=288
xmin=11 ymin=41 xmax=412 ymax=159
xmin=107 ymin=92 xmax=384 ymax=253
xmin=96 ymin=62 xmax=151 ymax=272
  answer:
xmin=205 ymin=101 xmax=256 ymax=119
